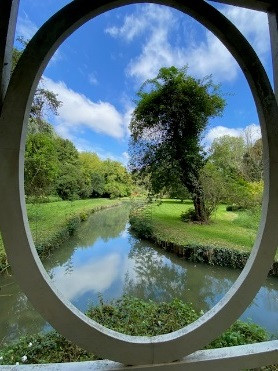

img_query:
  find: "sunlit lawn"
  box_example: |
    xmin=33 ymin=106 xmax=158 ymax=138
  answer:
xmin=149 ymin=199 xmax=259 ymax=252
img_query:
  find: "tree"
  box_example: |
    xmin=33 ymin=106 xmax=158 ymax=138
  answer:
xmin=129 ymin=66 xmax=225 ymax=222
xmin=79 ymin=152 xmax=105 ymax=197
xmin=24 ymin=133 xmax=59 ymax=197
xmin=242 ymin=138 xmax=263 ymax=181
xmin=208 ymin=135 xmax=263 ymax=208
xmin=55 ymin=138 xmax=90 ymax=200
xmin=102 ymin=159 xmax=133 ymax=198
xmin=209 ymin=135 xmax=246 ymax=177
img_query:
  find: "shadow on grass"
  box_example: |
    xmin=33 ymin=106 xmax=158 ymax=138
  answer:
xmin=161 ymin=199 xmax=192 ymax=205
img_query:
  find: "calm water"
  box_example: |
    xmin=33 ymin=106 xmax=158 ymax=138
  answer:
xmin=1 ymin=203 xmax=278 ymax=344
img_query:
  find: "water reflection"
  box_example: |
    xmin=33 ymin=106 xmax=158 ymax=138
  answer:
xmin=0 ymin=278 xmax=47 ymax=343
xmin=1 ymin=203 xmax=278 ymax=344
xmin=52 ymin=253 xmax=122 ymax=301
xmin=125 ymin=238 xmax=235 ymax=312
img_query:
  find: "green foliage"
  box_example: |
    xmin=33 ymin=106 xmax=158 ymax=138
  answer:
xmin=27 ymin=117 xmax=55 ymax=136
xmin=24 ymin=133 xmax=59 ymax=197
xmin=208 ymin=320 xmax=268 ymax=348
xmin=200 ymin=162 xmax=225 ymax=218
xmin=0 ymin=297 xmax=268 ymax=365
xmin=167 ymin=183 xmax=191 ymax=201
xmin=209 ymin=135 xmax=246 ymax=176
xmin=208 ymin=135 xmax=263 ymax=210
xmin=25 ymin=133 xmax=132 ymax=201
xmin=180 ymin=208 xmax=196 ymax=222
xmin=79 ymin=153 xmax=133 ymax=199
xmin=102 ymin=159 xmax=133 ymax=198
xmin=242 ymin=138 xmax=263 ymax=182
xmin=129 ymin=206 xmax=153 ymax=239
xmin=88 ymin=296 xmax=199 ymax=336
xmin=91 ymin=172 xmax=106 ymax=196
xmin=55 ymin=138 xmax=88 ymax=200
xmin=226 ymin=178 xmax=263 ymax=210
xmin=0 ymin=332 xmax=96 ymax=365
xmin=226 ymin=205 xmax=245 ymax=212
xmin=129 ymin=65 xmax=225 ymax=222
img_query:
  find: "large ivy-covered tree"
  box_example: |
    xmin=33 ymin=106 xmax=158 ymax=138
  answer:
xmin=129 ymin=66 xmax=225 ymax=222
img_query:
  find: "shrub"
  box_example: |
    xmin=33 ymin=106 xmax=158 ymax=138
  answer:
xmin=0 ymin=332 xmax=96 ymax=365
xmin=129 ymin=207 xmax=153 ymax=239
xmin=66 ymin=216 xmax=80 ymax=235
xmin=226 ymin=205 xmax=245 ymax=212
xmin=180 ymin=208 xmax=197 ymax=222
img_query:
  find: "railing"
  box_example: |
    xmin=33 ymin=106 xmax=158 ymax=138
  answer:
xmin=0 ymin=0 xmax=278 ymax=369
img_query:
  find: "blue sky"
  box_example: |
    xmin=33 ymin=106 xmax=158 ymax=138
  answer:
xmin=15 ymin=1 xmax=272 ymax=164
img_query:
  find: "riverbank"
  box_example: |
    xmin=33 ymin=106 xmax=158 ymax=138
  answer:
xmin=0 ymin=296 xmax=269 ymax=366
xmin=129 ymin=200 xmax=278 ymax=276
xmin=0 ymin=198 xmax=122 ymax=272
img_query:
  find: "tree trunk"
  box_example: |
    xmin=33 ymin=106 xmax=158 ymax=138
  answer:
xmin=192 ymin=185 xmax=208 ymax=223
xmin=180 ymin=167 xmax=208 ymax=223
xmin=192 ymin=193 xmax=207 ymax=222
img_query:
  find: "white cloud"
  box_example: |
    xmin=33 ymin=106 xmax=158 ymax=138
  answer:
xmin=122 ymin=105 xmax=134 ymax=136
xmin=88 ymin=72 xmax=98 ymax=86
xmin=106 ymin=4 xmax=269 ymax=83
xmin=43 ymin=77 xmax=126 ymax=139
xmin=204 ymin=123 xmax=261 ymax=147
xmin=105 ymin=14 xmax=147 ymax=42
xmin=105 ymin=5 xmax=173 ymax=43
xmin=16 ymin=14 xmax=38 ymax=40
xmin=222 ymin=6 xmax=270 ymax=57
xmin=180 ymin=33 xmax=238 ymax=82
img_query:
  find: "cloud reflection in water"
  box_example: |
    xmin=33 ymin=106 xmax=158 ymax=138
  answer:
xmin=51 ymin=253 xmax=121 ymax=301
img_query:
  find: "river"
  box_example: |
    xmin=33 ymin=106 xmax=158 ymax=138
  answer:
xmin=1 ymin=203 xmax=278 ymax=345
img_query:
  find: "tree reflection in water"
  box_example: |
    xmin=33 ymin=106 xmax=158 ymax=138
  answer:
xmin=125 ymin=237 xmax=235 ymax=312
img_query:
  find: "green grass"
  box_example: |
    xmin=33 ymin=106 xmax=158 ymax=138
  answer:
xmin=148 ymin=200 xmax=259 ymax=252
xmin=0 ymin=198 xmax=121 ymax=270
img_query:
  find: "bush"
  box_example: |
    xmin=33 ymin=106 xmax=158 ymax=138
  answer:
xmin=0 ymin=332 xmax=96 ymax=365
xmin=129 ymin=206 xmax=153 ymax=239
xmin=226 ymin=205 xmax=245 ymax=212
xmin=180 ymin=208 xmax=197 ymax=222
xmin=208 ymin=320 xmax=268 ymax=349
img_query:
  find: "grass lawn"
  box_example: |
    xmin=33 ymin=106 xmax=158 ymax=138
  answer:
xmin=0 ymin=198 xmax=121 ymax=270
xmin=148 ymin=199 xmax=260 ymax=252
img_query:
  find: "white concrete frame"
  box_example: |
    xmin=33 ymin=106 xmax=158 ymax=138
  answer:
xmin=0 ymin=0 xmax=278 ymax=369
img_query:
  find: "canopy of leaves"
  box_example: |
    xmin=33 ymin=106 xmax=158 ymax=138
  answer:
xmin=129 ymin=66 xmax=225 ymax=221
xmin=129 ymin=66 xmax=225 ymax=194
xmin=25 ymin=133 xmax=59 ymax=197
xmin=208 ymin=135 xmax=263 ymax=208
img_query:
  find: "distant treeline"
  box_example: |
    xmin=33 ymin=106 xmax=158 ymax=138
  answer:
xmin=25 ymin=120 xmax=133 ymax=200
